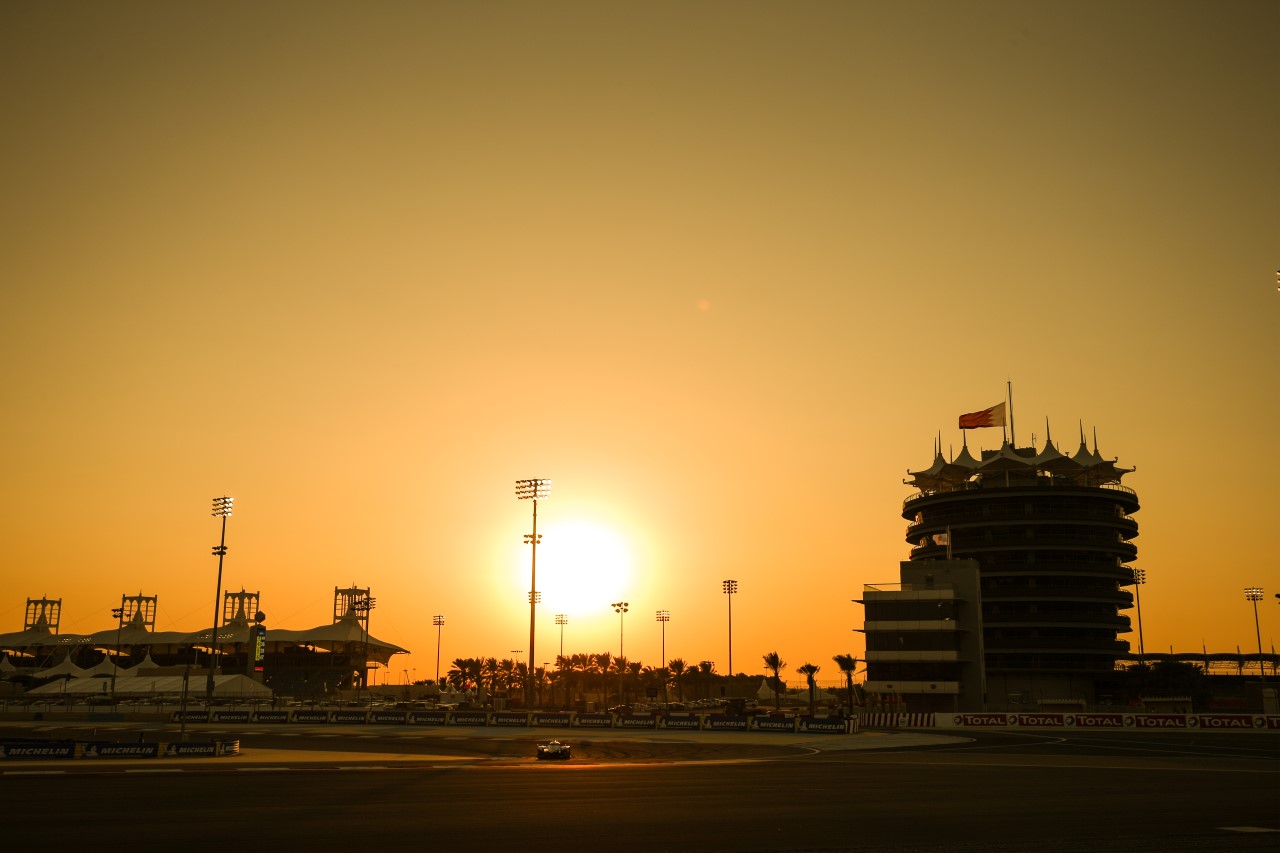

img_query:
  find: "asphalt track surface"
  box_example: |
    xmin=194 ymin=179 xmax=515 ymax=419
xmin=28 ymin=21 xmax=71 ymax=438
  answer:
xmin=2 ymin=721 xmax=1277 ymax=852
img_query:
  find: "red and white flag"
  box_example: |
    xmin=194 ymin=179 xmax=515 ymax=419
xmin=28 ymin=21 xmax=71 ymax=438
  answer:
xmin=958 ymin=402 xmax=1006 ymax=429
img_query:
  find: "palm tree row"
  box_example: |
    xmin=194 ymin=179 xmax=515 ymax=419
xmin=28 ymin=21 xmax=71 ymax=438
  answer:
xmin=440 ymin=650 xmax=862 ymax=711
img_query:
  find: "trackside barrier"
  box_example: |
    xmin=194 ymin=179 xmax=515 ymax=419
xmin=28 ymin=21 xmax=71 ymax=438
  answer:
xmin=860 ymin=712 xmax=1279 ymax=730
xmin=1 ymin=738 xmax=239 ymax=760
xmin=861 ymin=713 xmax=937 ymax=728
xmin=948 ymin=712 xmax=1280 ymax=730
xmin=163 ymin=708 xmax=860 ymax=732
xmin=0 ymin=740 xmax=77 ymax=759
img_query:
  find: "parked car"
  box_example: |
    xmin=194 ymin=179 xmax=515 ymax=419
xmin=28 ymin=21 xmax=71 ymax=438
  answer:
xmin=536 ymin=740 xmax=572 ymax=760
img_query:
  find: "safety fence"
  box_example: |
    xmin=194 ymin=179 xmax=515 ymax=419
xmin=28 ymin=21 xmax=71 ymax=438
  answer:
xmin=167 ymin=708 xmax=858 ymax=733
xmin=860 ymin=711 xmax=1280 ymax=730
xmin=1 ymin=738 xmax=239 ymax=760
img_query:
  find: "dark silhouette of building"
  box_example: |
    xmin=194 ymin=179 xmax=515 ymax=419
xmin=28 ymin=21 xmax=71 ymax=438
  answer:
xmin=857 ymin=559 xmax=986 ymax=712
xmin=902 ymin=427 xmax=1138 ymax=706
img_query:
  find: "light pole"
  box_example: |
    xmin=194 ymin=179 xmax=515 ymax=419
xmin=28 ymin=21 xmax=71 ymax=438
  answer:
xmin=1132 ymin=568 xmax=1147 ymax=665
xmin=555 ymin=614 xmax=569 ymax=710
xmin=1245 ymin=587 xmax=1264 ymax=676
xmin=656 ymin=610 xmax=670 ymax=706
xmin=354 ymin=594 xmax=376 ymax=705
xmin=612 ymin=601 xmax=628 ymax=705
xmin=516 ymin=478 xmax=552 ymax=708
xmin=433 ymin=615 xmax=445 ymax=684
xmin=555 ymin=614 xmax=567 ymax=660
xmin=722 ymin=579 xmax=738 ymax=678
xmin=110 ymin=597 xmax=125 ymax=703
xmin=612 ymin=602 xmax=629 ymax=660
xmin=207 ymin=495 xmax=233 ymax=701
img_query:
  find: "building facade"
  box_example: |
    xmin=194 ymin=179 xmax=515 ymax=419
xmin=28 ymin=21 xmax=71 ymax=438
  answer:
xmin=858 ymin=559 xmax=985 ymax=712
xmin=902 ymin=430 xmax=1139 ymax=707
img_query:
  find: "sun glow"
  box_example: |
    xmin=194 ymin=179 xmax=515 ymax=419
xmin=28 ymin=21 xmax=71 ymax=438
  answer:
xmin=535 ymin=520 xmax=633 ymax=616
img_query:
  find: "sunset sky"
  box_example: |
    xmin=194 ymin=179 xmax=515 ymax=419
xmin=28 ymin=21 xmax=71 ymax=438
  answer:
xmin=2 ymin=2 xmax=1276 ymax=688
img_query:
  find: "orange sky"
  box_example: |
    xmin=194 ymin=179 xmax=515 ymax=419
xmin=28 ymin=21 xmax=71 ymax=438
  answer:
xmin=2 ymin=2 xmax=1276 ymax=688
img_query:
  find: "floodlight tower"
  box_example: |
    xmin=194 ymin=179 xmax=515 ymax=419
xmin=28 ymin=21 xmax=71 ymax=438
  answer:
xmin=612 ymin=601 xmax=629 ymax=660
xmin=110 ymin=595 xmax=126 ymax=702
xmin=612 ymin=601 xmax=629 ymax=703
xmin=555 ymin=613 xmax=568 ymax=659
xmin=722 ymin=579 xmax=738 ymax=677
xmin=516 ymin=478 xmax=551 ymax=706
xmin=354 ymin=594 xmax=376 ymax=704
xmin=206 ymin=496 xmax=233 ymax=701
xmin=1245 ymin=587 xmax=1264 ymax=674
xmin=656 ymin=610 xmax=670 ymax=705
xmin=433 ymin=615 xmax=445 ymax=684
xmin=1132 ymin=568 xmax=1147 ymax=665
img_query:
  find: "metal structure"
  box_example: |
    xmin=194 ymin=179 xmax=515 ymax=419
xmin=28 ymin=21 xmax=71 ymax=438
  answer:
xmin=555 ymin=613 xmax=567 ymax=659
xmin=353 ymin=593 xmax=376 ymax=703
xmin=24 ymin=597 xmax=61 ymax=633
xmin=433 ymin=614 xmax=445 ymax=684
xmin=516 ymin=478 xmax=551 ymax=706
xmin=722 ymin=580 xmax=738 ymax=677
xmin=656 ymin=609 xmax=670 ymax=704
xmin=612 ymin=601 xmax=629 ymax=703
xmin=1244 ymin=587 xmax=1264 ymax=672
xmin=1132 ymin=568 xmax=1147 ymax=664
xmin=110 ymin=596 xmax=125 ymax=700
xmin=206 ymin=495 xmax=233 ymax=700
xmin=612 ymin=601 xmax=629 ymax=660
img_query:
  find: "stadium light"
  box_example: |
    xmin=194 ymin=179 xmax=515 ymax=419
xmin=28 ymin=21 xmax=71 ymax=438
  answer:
xmin=722 ymin=580 xmax=738 ymax=677
xmin=516 ymin=478 xmax=551 ymax=707
xmin=1245 ymin=587 xmax=1265 ymax=675
xmin=656 ymin=610 xmax=670 ymax=705
xmin=433 ymin=615 xmax=445 ymax=684
xmin=206 ymin=496 xmax=233 ymax=701
xmin=1132 ymin=568 xmax=1147 ymax=665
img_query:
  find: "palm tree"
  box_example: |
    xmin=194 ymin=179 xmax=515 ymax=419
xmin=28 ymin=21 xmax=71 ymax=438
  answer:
xmin=762 ymin=651 xmax=786 ymax=709
xmin=446 ymin=657 xmax=481 ymax=693
xmin=797 ymin=663 xmax=820 ymax=715
xmin=608 ymin=656 xmax=630 ymax=706
xmin=593 ymin=652 xmax=612 ymax=707
xmin=668 ymin=658 xmax=687 ymax=702
xmin=480 ymin=657 xmax=500 ymax=703
xmin=497 ymin=658 xmax=517 ymax=695
xmin=696 ymin=660 xmax=716 ymax=700
xmin=553 ymin=654 xmax=572 ymax=709
xmin=627 ymin=660 xmax=642 ymax=704
xmin=640 ymin=664 xmax=663 ymax=700
xmin=832 ymin=653 xmax=860 ymax=715
xmin=570 ymin=653 xmax=591 ymax=708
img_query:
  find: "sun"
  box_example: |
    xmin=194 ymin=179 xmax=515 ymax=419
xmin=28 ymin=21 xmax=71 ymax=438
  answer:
xmin=535 ymin=520 xmax=633 ymax=616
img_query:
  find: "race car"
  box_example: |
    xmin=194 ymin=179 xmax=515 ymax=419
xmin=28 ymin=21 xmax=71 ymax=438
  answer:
xmin=536 ymin=740 xmax=572 ymax=760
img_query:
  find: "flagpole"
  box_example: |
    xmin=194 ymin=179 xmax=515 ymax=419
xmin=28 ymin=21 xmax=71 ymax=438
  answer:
xmin=1007 ymin=380 xmax=1015 ymax=447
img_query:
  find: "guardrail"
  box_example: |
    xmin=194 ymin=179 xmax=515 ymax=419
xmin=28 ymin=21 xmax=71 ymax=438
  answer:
xmin=168 ymin=708 xmax=859 ymax=733
xmin=1 ymin=738 xmax=239 ymax=760
xmin=861 ymin=712 xmax=1279 ymax=731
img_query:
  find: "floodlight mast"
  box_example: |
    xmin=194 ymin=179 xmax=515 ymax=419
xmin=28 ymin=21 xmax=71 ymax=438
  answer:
xmin=1132 ymin=568 xmax=1147 ymax=665
xmin=1244 ymin=587 xmax=1264 ymax=674
xmin=612 ymin=601 xmax=629 ymax=703
xmin=207 ymin=496 xmax=233 ymax=701
xmin=354 ymin=594 xmax=376 ymax=705
xmin=516 ymin=478 xmax=551 ymax=707
xmin=722 ymin=579 xmax=738 ymax=678
xmin=111 ymin=596 xmax=126 ymax=703
xmin=555 ymin=613 xmax=568 ymax=659
xmin=656 ymin=610 xmax=670 ymax=705
xmin=433 ymin=615 xmax=445 ymax=684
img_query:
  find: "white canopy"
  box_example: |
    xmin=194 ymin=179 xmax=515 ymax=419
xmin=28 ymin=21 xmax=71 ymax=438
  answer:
xmin=28 ymin=674 xmax=272 ymax=698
